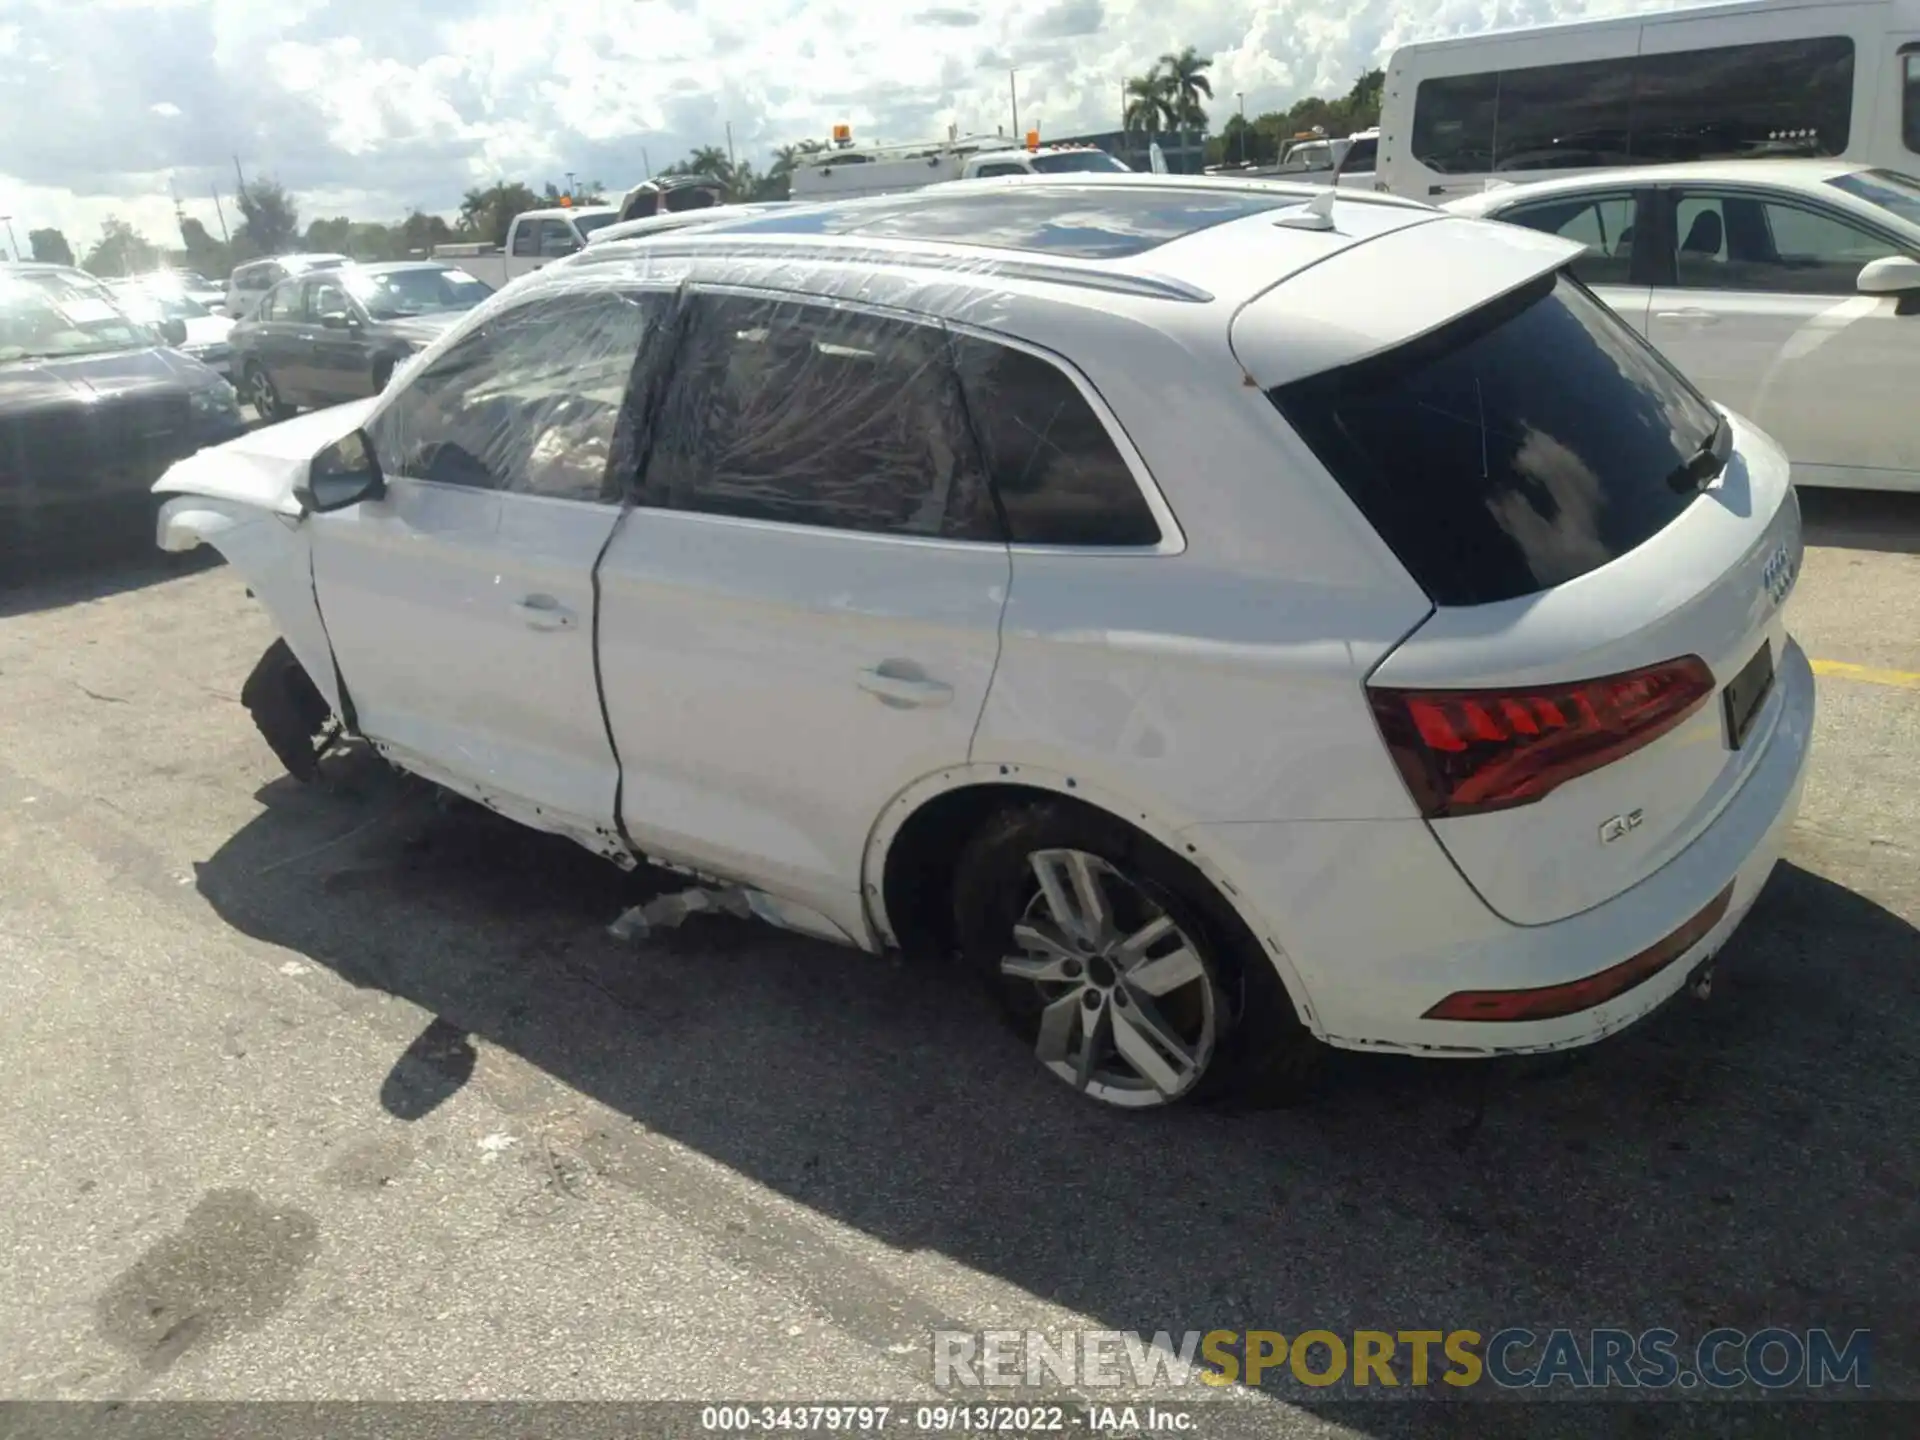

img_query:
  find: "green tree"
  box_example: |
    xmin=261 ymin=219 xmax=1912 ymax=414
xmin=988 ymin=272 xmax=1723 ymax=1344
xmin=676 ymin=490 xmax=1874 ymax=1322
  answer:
xmin=1157 ymin=46 xmax=1214 ymax=128
xmin=459 ymin=181 xmax=543 ymax=247
xmin=234 ymin=178 xmax=301 ymax=256
xmin=542 ymin=179 xmax=608 ymax=205
xmin=305 ymin=217 xmax=355 ymax=255
xmin=177 ymin=217 xmax=231 ymax=279
xmin=81 ymin=217 xmax=159 ymax=277
xmin=29 ymin=228 xmax=75 ymax=265
xmin=1123 ymin=70 xmax=1176 ymax=132
xmin=399 ymin=209 xmax=455 ymax=256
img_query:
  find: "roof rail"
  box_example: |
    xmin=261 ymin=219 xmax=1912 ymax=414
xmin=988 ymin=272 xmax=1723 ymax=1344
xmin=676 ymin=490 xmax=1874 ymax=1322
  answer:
xmin=571 ymin=235 xmax=1215 ymax=304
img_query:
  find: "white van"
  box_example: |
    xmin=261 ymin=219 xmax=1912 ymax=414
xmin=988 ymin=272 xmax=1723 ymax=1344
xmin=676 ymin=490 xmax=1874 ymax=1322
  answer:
xmin=1377 ymin=0 xmax=1920 ymax=200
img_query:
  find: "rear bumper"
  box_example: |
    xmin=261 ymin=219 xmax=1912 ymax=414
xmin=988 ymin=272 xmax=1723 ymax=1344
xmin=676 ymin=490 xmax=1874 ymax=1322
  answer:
xmin=1184 ymin=638 xmax=1814 ymax=1056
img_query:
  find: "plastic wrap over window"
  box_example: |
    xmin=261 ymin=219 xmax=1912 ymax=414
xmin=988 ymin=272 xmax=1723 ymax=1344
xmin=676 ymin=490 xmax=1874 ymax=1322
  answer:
xmin=638 ymin=292 xmax=1001 ymax=541
xmin=948 ymin=336 xmax=1162 ymax=547
xmin=367 ymin=289 xmax=666 ymax=503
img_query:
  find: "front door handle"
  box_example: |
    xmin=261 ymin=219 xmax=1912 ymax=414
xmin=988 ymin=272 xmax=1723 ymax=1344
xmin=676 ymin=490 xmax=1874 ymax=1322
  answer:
xmin=511 ymin=595 xmax=575 ymax=631
xmin=858 ymin=666 xmax=954 ymax=709
xmin=1656 ymin=308 xmax=1719 ymax=323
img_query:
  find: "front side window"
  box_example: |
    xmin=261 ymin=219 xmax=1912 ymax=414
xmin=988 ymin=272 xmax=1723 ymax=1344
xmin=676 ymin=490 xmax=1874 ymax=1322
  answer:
xmin=1827 ymin=168 xmax=1920 ymax=227
xmin=638 ymin=292 xmax=999 ymax=540
xmin=368 ymin=290 xmax=663 ymax=502
xmin=1671 ymin=191 xmax=1904 ymax=294
xmin=1269 ymin=271 xmax=1720 ymax=607
xmin=1500 ymin=194 xmax=1639 ymax=286
xmin=948 ymin=337 xmax=1162 ymax=547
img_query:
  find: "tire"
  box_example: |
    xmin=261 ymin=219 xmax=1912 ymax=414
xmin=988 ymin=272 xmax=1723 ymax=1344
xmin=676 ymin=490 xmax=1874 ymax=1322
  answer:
xmin=240 ymin=638 xmax=334 ymax=781
xmin=243 ymin=363 xmax=292 ymax=421
xmin=953 ymin=800 xmax=1320 ymax=1111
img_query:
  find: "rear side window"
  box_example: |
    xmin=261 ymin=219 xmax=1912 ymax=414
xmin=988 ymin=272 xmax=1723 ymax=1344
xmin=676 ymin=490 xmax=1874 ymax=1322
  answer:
xmin=1499 ymin=194 xmax=1638 ymax=286
xmin=510 ymin=223 xmax=539 ymax=257
xmin=1339 ymin=137 xmax=1377 ymax=172
xmin=1269 ymin=272 xmax=1721 ymax=607
xmin=949 ymin=337 xmax=1161 ymax=547
xmin=637 ymin=293 xmax=1001 ymax=540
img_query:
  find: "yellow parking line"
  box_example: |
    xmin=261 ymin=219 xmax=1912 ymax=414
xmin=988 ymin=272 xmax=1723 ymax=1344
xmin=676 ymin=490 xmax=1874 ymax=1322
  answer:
xmin=1811 ymin=659 xmax=1920 ymax=690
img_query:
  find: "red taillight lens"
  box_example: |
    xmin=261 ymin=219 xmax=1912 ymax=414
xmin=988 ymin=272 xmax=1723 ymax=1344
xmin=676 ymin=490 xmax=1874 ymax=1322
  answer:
xmin=1368 ymin=656 xmax=1716 ymax=818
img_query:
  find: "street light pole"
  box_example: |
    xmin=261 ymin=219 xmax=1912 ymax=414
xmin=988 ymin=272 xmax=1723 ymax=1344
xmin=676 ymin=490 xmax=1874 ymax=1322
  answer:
xmin=1237 ymin=92 xmax=1246 ymax=165
xmin=1 ymin=216 xmax=18 ymax=262
xmin=1009 ymin=69 xmax=1019 ymax=137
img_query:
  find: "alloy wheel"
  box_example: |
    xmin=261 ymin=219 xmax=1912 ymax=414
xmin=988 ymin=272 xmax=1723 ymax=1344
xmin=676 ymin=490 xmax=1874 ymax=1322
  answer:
xmin=999 ymin=848 xmax=1218 ymax=1108
xmin=247 ymin=367 xmax=279 ymax=415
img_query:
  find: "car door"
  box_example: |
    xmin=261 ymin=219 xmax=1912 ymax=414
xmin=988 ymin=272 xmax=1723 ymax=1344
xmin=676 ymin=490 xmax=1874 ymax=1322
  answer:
xmin=1491 ymin=189 xmax=1653 ymax=332
xmin=308 ymin=286 xmax=666 ymax=851
xmin=304 ymin=276 xmax=372 ymax=405
xmin=248 ymin=280 xmax=307 ymax=399
xmin=594 ymin=287 xmax=1010 ymax=932
xmin=1644 ymin=187 xmax=1919 ymax=482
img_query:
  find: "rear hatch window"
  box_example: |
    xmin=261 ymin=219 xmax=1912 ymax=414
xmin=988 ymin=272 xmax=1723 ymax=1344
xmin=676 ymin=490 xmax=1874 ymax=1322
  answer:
xmin=1269 ymin=271 xmax=1721 ymax=606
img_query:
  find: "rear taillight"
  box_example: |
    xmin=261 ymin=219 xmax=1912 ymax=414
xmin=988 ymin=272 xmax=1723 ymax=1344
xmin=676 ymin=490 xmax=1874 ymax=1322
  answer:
xmin=1368 ymin=656 xmax=1716 ymax=818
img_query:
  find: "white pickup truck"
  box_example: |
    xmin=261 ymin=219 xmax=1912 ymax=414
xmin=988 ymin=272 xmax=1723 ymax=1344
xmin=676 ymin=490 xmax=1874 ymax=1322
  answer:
xmin=431 ymin=205 xmax=624 ymax=289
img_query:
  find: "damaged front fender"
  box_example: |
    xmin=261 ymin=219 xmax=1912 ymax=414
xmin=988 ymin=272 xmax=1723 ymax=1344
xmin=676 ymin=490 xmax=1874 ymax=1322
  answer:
xmin=155 ymin=493 xmax=342 ymax=720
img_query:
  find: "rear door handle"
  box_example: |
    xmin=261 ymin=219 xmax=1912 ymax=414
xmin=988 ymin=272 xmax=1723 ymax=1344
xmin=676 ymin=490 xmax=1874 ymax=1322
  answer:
xmin=857 ymin=667 xmax=953 ymax=708
xmin=1656 ymin=308 xmax=1719 ymax=323
xmin=511 ymin=595 xmax=575 ymax=631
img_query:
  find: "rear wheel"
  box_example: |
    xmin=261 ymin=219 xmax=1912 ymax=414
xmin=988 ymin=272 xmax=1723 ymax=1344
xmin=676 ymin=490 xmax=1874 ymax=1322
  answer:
xmin=954 ymin=801 xmax=1319 ymax=1110
xmin=243 ymin=363 xmax=291 ymax=421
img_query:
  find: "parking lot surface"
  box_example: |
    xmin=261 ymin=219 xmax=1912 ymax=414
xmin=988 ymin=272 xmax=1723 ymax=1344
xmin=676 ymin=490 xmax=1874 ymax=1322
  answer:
xmin=0 ymin=491 xmax=1915 ymax=1430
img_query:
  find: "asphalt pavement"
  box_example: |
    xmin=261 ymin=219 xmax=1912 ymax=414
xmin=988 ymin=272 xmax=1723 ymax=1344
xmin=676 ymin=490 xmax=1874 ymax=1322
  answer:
xmin=0 ymin=489 xmax=1914 ymax=1434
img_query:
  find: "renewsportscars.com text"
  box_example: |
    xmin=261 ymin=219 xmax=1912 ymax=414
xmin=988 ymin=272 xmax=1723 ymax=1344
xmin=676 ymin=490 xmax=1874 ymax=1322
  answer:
xmin=933 ymin=1327 xmax=1871 ymax=1392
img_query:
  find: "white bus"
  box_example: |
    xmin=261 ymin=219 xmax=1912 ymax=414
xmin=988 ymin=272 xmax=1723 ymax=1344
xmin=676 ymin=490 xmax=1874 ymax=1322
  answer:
xmin=1375 ymin=0 xmax=1920 ymax=200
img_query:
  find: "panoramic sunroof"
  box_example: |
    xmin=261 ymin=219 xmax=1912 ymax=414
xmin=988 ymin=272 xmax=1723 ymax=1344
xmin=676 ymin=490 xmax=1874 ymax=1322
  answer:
xmin=696 ymin=186 xmax=1299 ymax=260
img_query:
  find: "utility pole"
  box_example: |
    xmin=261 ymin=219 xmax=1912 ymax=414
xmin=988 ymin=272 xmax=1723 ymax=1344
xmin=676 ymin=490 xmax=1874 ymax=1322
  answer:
xmin=210 ymin=185 xmax=231 ymax=244
xmin=1237 ymin=92 xmax=1246 ymax=165
xmin=1009 ymin=69 xmax=1019 ymax=137
xmin=642 ymin=148 xmax=652 ymax=180
xmin=232 ymin=154 xmax=247 ymax=197
xmin=725 ymin=122 xmax=735 ymax=170
xmin=1 ymin=216 xmax=18 ymax=262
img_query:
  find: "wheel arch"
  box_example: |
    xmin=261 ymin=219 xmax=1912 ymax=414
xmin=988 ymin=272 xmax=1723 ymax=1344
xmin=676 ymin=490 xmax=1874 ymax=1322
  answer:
xmin=861 ymin=762 xmax=1320 ymax=1034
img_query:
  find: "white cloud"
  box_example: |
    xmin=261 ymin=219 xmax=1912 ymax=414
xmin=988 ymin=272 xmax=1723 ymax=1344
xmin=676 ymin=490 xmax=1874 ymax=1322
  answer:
xmin=0 ymin=0 xmax=1703 ymax=260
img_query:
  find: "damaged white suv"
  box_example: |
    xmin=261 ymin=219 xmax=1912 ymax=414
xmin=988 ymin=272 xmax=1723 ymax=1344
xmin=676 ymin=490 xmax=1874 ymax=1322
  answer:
xmin=156 ymin=175 xmax=1813 ymax=1111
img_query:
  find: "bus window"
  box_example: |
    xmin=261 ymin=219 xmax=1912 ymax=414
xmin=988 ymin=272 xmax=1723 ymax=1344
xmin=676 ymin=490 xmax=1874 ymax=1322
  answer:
xmin=1631 ymin=36 xmax=1853 ymax=162
xmin=1410 ymin=35 xmax=1855 ymax=176
xmin=1490 ymin=59 xmax=1633 ymax=172
xmin=1905 ymin=48 xmax=1919 ymax=154
xmin=1411 ymin=72 xmax=1497 ymax=175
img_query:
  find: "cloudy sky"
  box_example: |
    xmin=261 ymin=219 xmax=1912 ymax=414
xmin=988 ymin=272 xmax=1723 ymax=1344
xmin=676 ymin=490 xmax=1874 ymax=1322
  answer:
xmin=0 ymin=0 xmax=1697 ymax=255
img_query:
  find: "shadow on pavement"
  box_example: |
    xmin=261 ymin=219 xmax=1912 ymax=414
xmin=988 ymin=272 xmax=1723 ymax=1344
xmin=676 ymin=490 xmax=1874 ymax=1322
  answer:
xmin=1798 ymin=488 xmax=1920 ymax=555
xmin=0 ymin=532 xmax=220 ymax=619
xmin=193 ymin=752 xmax=1920 ymax=1412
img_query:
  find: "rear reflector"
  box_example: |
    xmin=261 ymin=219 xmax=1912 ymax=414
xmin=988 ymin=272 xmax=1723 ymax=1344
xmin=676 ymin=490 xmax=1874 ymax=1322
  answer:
xmin=1368 ymin=656 xmax=1716 ymax=818
xmin=1422 ymin=880 xmax=1735 ymax=1022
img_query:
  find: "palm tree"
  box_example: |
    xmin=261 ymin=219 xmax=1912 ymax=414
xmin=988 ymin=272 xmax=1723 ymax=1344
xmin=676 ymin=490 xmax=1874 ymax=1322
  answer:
xmin=683 ymin=145 xmax=734 ymax=187
xmin=1123 ymin=70 xmax=1176 ymax=133
xmin=1157 ymin=46 xmax=1214 ymax=129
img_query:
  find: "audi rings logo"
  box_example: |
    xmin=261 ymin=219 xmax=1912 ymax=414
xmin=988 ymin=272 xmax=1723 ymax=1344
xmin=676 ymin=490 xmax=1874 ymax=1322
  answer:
xmin=1761 ymin=542 xmax=1797 ymax=609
